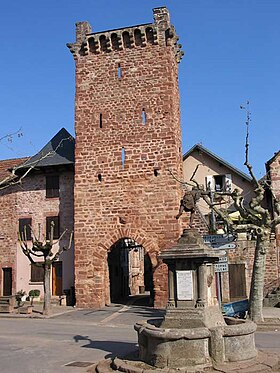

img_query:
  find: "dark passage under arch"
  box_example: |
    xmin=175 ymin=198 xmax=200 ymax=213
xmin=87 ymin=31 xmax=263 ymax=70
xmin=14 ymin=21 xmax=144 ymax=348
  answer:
xmin=107 ymin=238 xmax=154 ymax=305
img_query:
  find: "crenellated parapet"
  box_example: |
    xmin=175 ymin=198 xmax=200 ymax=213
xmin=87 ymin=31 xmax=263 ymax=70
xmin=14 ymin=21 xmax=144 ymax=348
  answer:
xmin=67 ymin=7 xmax=184 ymax=63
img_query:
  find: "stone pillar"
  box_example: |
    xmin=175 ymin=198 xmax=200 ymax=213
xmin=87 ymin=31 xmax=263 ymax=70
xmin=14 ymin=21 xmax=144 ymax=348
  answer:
xmin=167 ymin=267 xmax=175 ymax=308
xmin=197 ymin=263 xmax=207 ymax=307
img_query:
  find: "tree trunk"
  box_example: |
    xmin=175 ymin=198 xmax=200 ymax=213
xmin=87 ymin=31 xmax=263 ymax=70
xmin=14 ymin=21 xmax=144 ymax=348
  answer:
xmin=249 ymin=232 xmax=270 ymax=322
xmin=43 ymin=264 xmax=51 ymax=316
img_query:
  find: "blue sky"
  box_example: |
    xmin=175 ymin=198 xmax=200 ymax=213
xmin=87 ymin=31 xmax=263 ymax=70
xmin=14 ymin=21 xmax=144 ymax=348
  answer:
xmin=0 ymin=0 xmax=279 ymax=177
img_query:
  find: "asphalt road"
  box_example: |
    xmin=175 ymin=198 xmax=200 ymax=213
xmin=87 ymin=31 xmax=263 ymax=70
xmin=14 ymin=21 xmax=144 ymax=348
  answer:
xmin=0 ymin=304 xmax=279 ymax=373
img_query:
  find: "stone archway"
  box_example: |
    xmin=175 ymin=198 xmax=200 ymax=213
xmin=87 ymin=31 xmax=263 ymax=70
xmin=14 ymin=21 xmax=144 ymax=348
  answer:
xmin=107 ymin=237 xmax=155 ymax=305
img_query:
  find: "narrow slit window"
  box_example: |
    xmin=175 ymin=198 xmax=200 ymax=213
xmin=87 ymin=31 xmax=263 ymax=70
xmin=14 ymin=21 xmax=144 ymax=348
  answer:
xmin=154 ymin=169 xmax=159 ymax=177
xmin=98 ymin=173 xmax=102 ymax=182
xmin=118 ymin=63 xmax=122 ymax=79
xmin=142 ymin=109 xmax=147 ymax=125
xmin=99 ymin=113 xmax=103 ymax=128
xmin=121 ymin=147 xmax=125 ymax=169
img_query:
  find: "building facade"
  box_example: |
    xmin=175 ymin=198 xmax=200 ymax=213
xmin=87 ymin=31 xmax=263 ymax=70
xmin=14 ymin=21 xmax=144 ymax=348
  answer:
xmin=0 ymin=129 xmax=74 ymax=300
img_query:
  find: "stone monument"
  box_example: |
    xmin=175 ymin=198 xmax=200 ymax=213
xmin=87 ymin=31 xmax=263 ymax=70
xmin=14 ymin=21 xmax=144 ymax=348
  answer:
xmin=134 ymin=228 xmax=257 ymax=370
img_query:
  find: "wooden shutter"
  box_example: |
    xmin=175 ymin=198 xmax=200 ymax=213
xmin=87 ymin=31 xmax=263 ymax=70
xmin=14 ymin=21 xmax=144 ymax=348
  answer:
xmin=31 ymin=263 xmax=44 ymax=282
xmin=46 ymin=175 xmax=59 ymax=198
xmin=229 ymin=264 xmax=247 ymax=300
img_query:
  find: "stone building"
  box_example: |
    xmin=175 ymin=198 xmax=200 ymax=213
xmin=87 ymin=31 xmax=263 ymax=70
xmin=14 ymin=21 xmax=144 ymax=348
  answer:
xmin=0 ymin=128 xmax=74 ymax=299
xmin=266 ymin=150 xmax=280 ymax=246
xmin=183 ymin=144 xmax=279 ymax=303
xmin=183 ymin=143 xmax=254 ymax=223
xmin=67 ymin=7 xmax=184 ymax=309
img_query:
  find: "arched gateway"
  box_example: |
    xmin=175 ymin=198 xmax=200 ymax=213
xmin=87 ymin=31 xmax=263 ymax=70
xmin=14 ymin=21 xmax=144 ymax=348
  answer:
xmin=68 ymin=7 xmax=184 ymax=309
xmin=108 ymin=238 xmax=154 ymax=304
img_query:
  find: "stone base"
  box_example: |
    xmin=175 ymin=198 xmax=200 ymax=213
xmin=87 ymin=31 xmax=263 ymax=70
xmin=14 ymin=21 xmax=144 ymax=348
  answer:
xmin=162 ymin=306 xmax=225 ymax=329
xmin=134 ymin=317 xmax=257 ymax=369
xmin=87 ymin=351 xmax=280 ymax=372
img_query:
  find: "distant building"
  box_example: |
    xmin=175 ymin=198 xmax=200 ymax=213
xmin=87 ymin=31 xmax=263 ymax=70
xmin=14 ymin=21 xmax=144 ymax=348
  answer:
xmin=183 ymin=144 xmax=279 ymax=303
xmin=183 ymin=144 xmax=254 ymax=228
xmin=0 ymin=128 xmax=74 ymax=301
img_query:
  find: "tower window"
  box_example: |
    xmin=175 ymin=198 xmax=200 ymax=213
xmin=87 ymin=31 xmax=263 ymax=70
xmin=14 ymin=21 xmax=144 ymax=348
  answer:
xmin=98 ymin=173 xmax=102 ymax=182
xmin=117 ymin=63 xmax=122 ymax=79
xmin=122 ymin=147 xmax=125 ymax=169
xmin=142 ymin=109 xmax=147 ymax=125
xmin=99 ymin=113 xmax=103 ymax=128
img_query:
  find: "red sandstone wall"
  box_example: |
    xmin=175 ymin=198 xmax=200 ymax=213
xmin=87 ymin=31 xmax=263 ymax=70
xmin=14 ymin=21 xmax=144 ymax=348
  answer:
xmin=71 ymin=8 xmax=184 ymax=308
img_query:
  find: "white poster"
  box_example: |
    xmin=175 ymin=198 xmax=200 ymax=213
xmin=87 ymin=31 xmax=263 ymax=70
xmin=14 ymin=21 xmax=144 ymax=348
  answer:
xmin=176 ymin=270 xmax=193 ymax=300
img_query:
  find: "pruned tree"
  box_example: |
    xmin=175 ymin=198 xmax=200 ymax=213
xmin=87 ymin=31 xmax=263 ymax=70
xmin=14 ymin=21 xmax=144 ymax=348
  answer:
xmin=18 ymin=222 xmax=73 ymax=316
xmin=170 ymin=102 xmax=280 ymax=322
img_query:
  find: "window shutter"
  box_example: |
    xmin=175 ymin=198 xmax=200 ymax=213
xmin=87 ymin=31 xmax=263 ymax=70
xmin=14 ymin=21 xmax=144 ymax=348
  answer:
xmin=31 ymin=263 xmax=44 ymax=282
xmin=46 ymin=175 xmax=59 ymax=198
xmin=225 ymin=174 xmax=232 ymax=192
xmin=205 ymin=175 xmax=214 ymax=191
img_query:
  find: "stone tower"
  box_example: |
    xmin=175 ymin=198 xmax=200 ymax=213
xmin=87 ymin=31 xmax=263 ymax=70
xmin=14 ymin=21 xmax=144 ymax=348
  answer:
xmin=68 ymin=7 xmax=184 ymax=308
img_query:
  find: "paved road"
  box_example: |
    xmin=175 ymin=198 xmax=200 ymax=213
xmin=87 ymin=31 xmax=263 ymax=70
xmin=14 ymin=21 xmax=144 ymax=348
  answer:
xmin=0 ymin=304 xmax=279 ymax=373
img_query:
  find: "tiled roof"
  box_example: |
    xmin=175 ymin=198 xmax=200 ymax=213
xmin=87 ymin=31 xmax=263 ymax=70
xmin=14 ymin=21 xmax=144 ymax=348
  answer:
xmin=183 ymin=144 xmax=252 ymax=182
xmin=15 ymin=128 xmax=74 ymax=172
xmin=0 ymin=157 xmax=29 ymax=182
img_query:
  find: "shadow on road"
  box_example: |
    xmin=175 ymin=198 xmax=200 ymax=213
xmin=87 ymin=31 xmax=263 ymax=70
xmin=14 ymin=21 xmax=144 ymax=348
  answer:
xmin=73 ymin=335 xmax=138 ymax=359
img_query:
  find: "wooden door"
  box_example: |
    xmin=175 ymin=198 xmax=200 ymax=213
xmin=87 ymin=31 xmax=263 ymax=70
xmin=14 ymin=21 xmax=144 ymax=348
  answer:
xmin=229 ymin=264 xmax=247 ymax=300
xmin=52 ymin=262 xmax=63 ymax=296
xmin=3 ymin=268 xmax=12 ymax=296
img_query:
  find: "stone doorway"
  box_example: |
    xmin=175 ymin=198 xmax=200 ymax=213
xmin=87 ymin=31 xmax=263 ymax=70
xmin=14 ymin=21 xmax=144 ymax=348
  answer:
xmin=2 ymin=268 xmax=12 ymax=296
xmin=108 ymin=238 xmax=154 ymax=305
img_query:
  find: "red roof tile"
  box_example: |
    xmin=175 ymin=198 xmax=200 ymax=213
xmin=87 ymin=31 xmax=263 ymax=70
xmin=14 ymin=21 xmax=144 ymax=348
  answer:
xmin=0 ymin=157 xmax=29 ymax=182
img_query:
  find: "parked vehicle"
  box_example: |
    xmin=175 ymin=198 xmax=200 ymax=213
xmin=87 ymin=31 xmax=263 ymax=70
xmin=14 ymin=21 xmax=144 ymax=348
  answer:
xmin=222 ymin=299 xmax=248 ymax=319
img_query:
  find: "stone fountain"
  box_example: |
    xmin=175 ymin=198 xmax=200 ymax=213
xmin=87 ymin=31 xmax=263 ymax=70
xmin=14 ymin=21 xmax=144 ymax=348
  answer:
xmin=134 ymin=228 xmax=257 ymax=371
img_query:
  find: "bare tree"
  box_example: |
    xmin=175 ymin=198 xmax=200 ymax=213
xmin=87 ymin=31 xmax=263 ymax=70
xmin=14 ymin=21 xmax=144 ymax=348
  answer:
xmin=18 ymin=222 xmax=73 ymax=316
xmin=0 ymin=135 xmax=73 ymax=190
xmin=171 ymin=103 xmax=280 ymax=322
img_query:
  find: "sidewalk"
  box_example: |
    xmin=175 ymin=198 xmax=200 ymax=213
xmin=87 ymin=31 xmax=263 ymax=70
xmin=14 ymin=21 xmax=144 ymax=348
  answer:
xmin=0 ymin=303 xmax=76 ymax=318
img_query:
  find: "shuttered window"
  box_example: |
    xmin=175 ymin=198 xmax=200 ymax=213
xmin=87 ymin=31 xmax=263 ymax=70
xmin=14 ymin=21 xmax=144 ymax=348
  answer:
xmin=19 ymin=218 xmax=32 ymax=241
xmin=46 ymin=175 xmax=59 ymax=198
xmin=46 ymin=216 xmax=60 ymax=239
xmin=31 ymin=263 xmax=44 ymax=282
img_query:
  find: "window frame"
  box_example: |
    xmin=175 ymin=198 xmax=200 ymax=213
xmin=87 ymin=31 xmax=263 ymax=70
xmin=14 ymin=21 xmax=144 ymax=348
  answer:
xmin=30 ymin=262 xmax=44 ymax=283
xmin=46 ymin=174 xmax=60 ymax=198
xmin=19 ymin=218 xmax=32 ymax=241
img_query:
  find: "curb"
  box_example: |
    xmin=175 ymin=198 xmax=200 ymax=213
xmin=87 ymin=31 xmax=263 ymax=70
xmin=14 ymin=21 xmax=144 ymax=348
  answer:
xmin=0 ymin=307 xmax=78 ymax=319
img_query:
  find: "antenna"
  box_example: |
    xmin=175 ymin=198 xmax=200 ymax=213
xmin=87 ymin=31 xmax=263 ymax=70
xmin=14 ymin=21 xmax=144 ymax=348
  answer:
xmin=240 ymin=100 xmax=251 ymax=165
